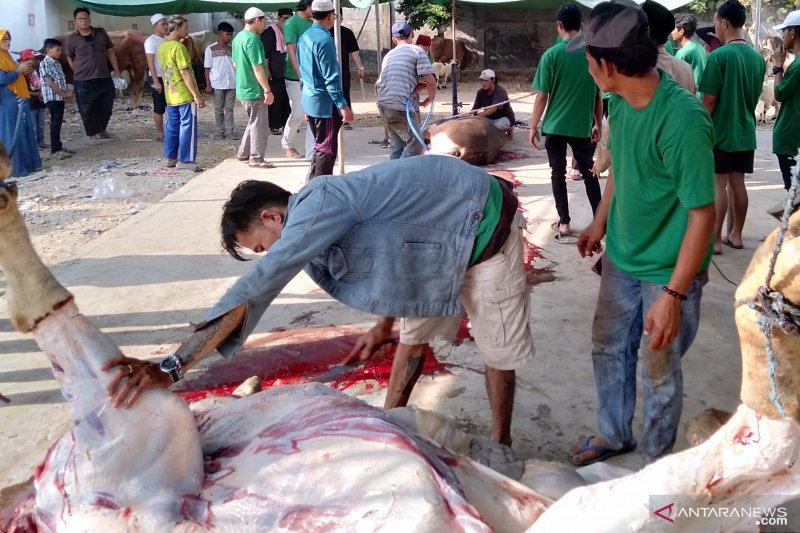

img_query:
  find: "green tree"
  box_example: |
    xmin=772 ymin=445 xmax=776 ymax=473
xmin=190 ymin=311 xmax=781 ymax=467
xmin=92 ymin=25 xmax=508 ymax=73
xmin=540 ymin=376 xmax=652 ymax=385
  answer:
xmin=396 ymin=0 xmax=453 ymax=34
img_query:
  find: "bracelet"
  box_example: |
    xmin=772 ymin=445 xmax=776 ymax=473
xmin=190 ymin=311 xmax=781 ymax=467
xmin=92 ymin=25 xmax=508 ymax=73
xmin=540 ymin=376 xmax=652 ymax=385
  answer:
xmin=662 ymin=285 xmax=688 ymax=301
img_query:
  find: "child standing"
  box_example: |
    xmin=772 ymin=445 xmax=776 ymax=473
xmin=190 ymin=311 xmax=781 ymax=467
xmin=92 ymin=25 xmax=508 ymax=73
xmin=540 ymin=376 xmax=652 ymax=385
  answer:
xmin=20 ymin=49 xmax=46 ymax=149
xmin=203 ymin=22 xmax=236 ymax=139
xmin=39 ymin=39 xmax=74 ymax=159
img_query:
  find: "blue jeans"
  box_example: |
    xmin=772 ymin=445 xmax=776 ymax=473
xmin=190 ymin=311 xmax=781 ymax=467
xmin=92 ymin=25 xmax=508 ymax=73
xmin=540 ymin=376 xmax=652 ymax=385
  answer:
xmin=31 ymin=106 xmax=46 ymax=147
xmin=164 ymin=102 xmax=197 ymax=163
xmin=592 ymin=255 xmax=708 ymax=458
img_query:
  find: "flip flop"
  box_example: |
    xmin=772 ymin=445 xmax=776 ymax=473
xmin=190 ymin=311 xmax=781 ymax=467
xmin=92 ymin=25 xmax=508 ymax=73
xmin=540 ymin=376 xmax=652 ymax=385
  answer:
xmin=368 ymin=139 xmax=386 ymax=145
xmin=722 ymin=238 xmax=744 ymax=250
xmin=568 ymin=436 xmax=634 ymax=466
xmin=284 ymin=149 xmax=304 ymax=160
xmin=249 ymin=161 xmax=275 ymax=169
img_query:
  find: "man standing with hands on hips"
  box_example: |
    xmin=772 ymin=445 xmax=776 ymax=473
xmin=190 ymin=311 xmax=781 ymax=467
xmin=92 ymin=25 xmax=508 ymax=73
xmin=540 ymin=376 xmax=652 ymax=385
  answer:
xmin=232 ymin=7 xmax=276 ymax=169
xmin=299 ymin=0 xmax=354 ymax=180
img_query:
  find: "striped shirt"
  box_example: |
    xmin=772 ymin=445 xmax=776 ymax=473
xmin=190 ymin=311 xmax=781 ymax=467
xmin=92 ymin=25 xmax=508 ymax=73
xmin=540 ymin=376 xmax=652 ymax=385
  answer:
xmin=39 ymin=55 xmax=67 ymax=103
xmin=377 ymin=44 xmax=434 ymax=112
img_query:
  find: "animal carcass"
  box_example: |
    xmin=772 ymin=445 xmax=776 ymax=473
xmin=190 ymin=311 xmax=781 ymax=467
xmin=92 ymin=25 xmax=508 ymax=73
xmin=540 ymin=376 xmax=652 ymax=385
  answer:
xmin=431 ymin=36 xmax=471 ymax=69
xmin=427 ymin=116 xmax=508 ymax=166
xmin=0 ymin=144 xmax=550 ymax=531
xmin=432 ymin=61 xmax=451 ymax=89
xmin=55 ymin=30 xmax=148 ymax=108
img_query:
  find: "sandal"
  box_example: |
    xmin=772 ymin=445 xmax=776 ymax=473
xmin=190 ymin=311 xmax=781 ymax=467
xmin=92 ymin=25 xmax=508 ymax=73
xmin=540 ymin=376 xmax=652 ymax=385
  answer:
xmin=237 ymin=155 xmax=250 ymax=162
xmin=249 ymin=161 xmax=274 ymax=169
xmin=284 ymin=148 xmax=304 ymax=160
xmin=568 ymin=436 xmax=635 ymax=466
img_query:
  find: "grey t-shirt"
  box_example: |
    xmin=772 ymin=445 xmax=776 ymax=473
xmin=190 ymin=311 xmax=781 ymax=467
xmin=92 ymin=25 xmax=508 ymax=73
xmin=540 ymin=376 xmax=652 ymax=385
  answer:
xmin=65 ymin=27 xmax=114 ymax=81
xmin=376 ymin=44 xmax=434 ymax=112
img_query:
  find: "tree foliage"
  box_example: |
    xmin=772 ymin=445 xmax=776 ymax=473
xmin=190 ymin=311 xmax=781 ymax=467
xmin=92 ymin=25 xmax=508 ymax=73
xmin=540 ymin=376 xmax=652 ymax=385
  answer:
xmin=682 ymin=0 xmax=800 ymax=23
xmin=396 ymin=0 xmax=453 ymax=33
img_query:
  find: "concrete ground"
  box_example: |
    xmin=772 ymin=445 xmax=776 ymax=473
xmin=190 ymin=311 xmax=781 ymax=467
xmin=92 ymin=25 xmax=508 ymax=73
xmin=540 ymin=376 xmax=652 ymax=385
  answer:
xmin=0 ymin=124 xmax=788 ymax=498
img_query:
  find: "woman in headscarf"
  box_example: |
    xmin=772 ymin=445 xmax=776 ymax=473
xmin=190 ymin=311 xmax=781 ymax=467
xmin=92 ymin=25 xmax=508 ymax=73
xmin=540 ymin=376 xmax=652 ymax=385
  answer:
xmin=0 ymin=28 xmax=43 ymax=177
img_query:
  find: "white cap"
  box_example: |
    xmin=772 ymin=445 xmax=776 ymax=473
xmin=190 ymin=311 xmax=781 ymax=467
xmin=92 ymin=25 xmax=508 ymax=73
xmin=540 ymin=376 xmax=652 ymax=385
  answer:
xmin=244 ymin=7 xmax=266 ymax=21
xmin=773 ymin=10 xmax=800 ymax=31
xmin=479 ymin=69 xmax=496 ymax=80
xmin=311 ymin=0 xmax=335 ymax=12
xmin=150 ymin=13 xmax=166 ymax=26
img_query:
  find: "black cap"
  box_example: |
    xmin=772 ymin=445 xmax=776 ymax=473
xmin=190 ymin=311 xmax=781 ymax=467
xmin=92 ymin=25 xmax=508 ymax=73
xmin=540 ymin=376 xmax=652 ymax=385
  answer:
xmin=566 ymin=0 xmax=650 ymax=52
xmin=296 ymin=0 xmax=313 ymax=10
xmin=278 ymin=8 xmax=293 ymax=17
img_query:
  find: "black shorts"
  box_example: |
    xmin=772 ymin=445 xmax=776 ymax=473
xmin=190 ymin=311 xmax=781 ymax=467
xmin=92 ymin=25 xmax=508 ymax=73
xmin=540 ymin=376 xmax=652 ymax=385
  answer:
xmin=148 ymin=76 xmax=166 ymax=115
xmin=713 ymin=149 xmax=754 ymax=174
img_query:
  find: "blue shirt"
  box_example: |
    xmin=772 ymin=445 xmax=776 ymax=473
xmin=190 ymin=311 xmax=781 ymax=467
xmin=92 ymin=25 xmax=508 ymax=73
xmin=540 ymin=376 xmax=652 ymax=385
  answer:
xmin=298 ymin=23 xmax=347 ymax=118
xmin=202 ymin=155 xmax=492 ymax=358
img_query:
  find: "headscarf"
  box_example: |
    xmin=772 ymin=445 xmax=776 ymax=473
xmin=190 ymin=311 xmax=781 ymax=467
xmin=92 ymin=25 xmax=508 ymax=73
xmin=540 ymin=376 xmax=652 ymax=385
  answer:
xmin=0 ymin=29 xmax=31 ymax=98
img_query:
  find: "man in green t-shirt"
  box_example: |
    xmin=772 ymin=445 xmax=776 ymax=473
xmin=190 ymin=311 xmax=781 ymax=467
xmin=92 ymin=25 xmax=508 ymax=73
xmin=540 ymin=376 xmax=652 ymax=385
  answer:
xmin=530 ymin=4 xmax=602 ymax=238
xmin=158 ymin=16 xmax=205 ymax=170
xmin=672 ymin=13 xmax=707 ymax=96
xmin=281 ymin=0 xmax=314 ymax=159
xmin=771 ymin=10 xmax=800 ymax=191
xmin=232 ymin=7 xmax=275 ymax=168
xmin=698 ymin=0 xmax=766 ymax=253
xmin=566 ymin=0 xmax=715 ymax=466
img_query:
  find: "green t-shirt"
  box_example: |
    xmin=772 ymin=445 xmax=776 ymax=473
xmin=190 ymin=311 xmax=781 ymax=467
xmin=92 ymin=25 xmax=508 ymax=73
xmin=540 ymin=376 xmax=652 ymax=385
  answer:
xmin=283 ymin=14 xmax=313 ymax=80
xmin=606 ymin=72 xmax=715 ymax=284
xmin=532 ymin=39 xmax=598 ymax=138
xmin=469 ymin=177 xmax=502 ymax=266
xmin=158 ymin=40 xmax=194 ymax=106
xmin=698 ymin=43 xmax=766 ymax=152
xmin=675 ymin=39 xmax=707 ymax=97
xmin=232 ymin=29 xmax=266 ymax=100
xmin=773 ymin=60 xmax=800 ymax=156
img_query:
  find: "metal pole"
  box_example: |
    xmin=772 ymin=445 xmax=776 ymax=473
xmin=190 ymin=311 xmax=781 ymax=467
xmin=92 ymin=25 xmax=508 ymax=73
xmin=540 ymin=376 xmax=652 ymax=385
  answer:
xmin=374 ymin=0 xmax=382 ymax=71
xmin=451 ymin=0 xmax=458 ymax=116
xmin=335 ymin=0 xmax=344 ymax=175
xmin=753 ymin=0 xmax=762 ymax=49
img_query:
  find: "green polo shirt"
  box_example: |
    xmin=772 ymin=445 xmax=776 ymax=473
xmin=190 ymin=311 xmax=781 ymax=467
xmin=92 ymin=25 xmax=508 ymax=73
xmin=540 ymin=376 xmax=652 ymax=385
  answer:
xmin=773 ymin=60 xmax=800 ymax=156
xmin=283 ymin=14 xmax=313 ymax=80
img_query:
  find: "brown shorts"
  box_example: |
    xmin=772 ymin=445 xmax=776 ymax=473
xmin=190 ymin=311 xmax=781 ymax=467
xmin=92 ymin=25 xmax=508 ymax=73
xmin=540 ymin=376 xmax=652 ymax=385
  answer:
xmin=400 ymin=222 xmax=534 ymax=371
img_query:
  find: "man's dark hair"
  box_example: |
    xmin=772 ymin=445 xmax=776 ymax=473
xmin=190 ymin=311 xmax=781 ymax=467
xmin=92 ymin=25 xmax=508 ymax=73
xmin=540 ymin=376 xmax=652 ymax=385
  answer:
xmin=217 ymin=22 xmax=234 ymax=33
xmin=642 ymin=1 xmax=674 ymax=45
xmin=43 ymin=38 xmax=63 ymax=50
xmin=586 ymin=38 xmax=658 ymax=77
xmin=312 ymin=10 xmax=334 ymax=20
xmin=73 ymin=7 xmax=90 ymax=18
xmin=717 ymin=0 xmax=746 ymax=29
xmin=221 ymin=180 xmax=292 ymax=261
xmin=557 ymin=4 xmax=582 ymax=33
xmin=674 ymin=13 xmax=697 ymax=38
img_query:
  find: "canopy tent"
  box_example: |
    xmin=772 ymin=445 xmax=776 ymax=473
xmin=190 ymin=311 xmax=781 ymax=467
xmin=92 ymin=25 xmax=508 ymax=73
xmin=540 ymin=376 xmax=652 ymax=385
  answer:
xmin=68 ymin=0 xmax=366 ymax=15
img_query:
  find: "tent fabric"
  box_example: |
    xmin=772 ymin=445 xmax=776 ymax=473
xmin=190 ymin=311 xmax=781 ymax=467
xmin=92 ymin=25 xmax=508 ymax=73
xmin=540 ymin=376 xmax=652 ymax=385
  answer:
xmin=349 ymin=0 xmax=693 ymax=10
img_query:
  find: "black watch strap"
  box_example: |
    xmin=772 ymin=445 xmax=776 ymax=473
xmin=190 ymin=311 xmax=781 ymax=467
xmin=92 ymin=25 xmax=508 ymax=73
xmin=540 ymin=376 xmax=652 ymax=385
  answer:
xmin=773 ymin=65 xmax=785 ymax=75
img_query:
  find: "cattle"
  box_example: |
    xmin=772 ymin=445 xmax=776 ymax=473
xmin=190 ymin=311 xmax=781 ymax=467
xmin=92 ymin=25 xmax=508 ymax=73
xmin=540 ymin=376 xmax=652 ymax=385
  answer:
xmin=431 ymin=61 xmax=450 ymax=89
xmin=55 ymin=30 xmax=148 ymax=108
xmin=757 ymin=78 xmax=780 ymax=123
xmin=430 ymin=36 xmax=471 ymax=70
xmin=188 ymin=30 xmax=217 ymax=64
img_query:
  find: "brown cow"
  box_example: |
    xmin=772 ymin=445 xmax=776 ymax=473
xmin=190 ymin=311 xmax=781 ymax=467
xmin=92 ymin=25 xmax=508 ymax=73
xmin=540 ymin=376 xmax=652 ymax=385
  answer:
xmin=430 ymin=36 xmax=472 ymax=70
xmin=55 ymin=30 xmax=148 ymax=108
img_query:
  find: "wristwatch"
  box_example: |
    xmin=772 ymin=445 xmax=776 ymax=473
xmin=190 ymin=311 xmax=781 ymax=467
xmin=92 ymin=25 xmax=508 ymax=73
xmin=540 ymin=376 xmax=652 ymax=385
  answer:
xmin=159 ymin=354 xmax=183 ymax=383
xmin=773 ymin=65 xmax=785 ymax=75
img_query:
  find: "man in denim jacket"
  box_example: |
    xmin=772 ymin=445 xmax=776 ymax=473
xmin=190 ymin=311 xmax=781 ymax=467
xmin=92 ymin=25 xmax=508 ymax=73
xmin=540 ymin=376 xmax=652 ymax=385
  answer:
xmin=105 ymin=155 xmax=534 ymax=446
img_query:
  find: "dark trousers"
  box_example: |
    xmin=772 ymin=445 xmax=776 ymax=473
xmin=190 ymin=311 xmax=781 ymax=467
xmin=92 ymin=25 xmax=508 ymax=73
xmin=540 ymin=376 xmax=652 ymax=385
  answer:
xmin=545 ymin=134 xmax=601 ymax=225
xmin=268 ymin=78 xmax=291 ymax=131
xmin=777 ymin=154 xmax=797 ymax=191
xmin=342 ymin=75 xmax=352 ymax=107
xmin=45 ymin=100 xmax=65 ymax=153
xmin=306 ymin=106 xmax=342 ymax=182
xmin=73 ymin=78 xmax=115 ymax=137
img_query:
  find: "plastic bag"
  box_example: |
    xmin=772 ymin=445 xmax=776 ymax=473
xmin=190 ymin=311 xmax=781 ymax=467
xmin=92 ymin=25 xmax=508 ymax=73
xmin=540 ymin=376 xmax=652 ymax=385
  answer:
xmin=91 ymin=177 xmax=133 ymax=200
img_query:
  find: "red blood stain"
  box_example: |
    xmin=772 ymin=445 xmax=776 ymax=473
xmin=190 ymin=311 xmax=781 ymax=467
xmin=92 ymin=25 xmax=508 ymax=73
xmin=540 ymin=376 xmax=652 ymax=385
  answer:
xmin=174 ymin=325 xmax=449 ymax=404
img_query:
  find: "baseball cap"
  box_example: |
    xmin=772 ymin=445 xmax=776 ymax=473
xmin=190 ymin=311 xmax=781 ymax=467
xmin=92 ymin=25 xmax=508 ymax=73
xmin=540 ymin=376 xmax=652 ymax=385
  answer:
xmin=479 ymin=69 xmax=496 ymax=80
xmin=150 ymin=13 xmax=166 ymax=26
xmin=311 ymin=0 xmax=334 ymax=11
xmin=244 ymin=7 xmax=266 ymax=20
xmin=773 ymin=10 xmax=800 ymax=31
xmin=19 ymin=49 xmax=42 ymax=61
xmin=566 ymin=0 xmax=650 ymax=52
xmin=277 ymin=8 xmax=293 ymax=17
xmin=392 ymin=21 xmax=412 ymax=38
xmin=297 ymin=0 xmax=313 ymax=10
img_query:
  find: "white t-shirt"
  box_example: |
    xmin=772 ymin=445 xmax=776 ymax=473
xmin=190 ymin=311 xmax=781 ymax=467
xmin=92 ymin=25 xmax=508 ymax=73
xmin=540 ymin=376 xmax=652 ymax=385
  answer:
xmin=144 ymin=34 xmax=165 ymax=78
xmin=204 ymin=42 xmax=236 ymax=90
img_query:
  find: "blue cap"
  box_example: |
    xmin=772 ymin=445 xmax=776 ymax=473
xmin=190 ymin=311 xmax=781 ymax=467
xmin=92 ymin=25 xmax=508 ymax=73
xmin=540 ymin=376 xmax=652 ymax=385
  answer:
xmin=392 ymin=21 xmax=412 ymax=38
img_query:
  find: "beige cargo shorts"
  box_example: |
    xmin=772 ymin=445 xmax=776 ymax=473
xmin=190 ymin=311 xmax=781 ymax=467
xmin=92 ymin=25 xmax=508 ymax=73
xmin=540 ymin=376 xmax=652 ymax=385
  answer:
xmin=400 ymin=219 xmax=534 ymax=371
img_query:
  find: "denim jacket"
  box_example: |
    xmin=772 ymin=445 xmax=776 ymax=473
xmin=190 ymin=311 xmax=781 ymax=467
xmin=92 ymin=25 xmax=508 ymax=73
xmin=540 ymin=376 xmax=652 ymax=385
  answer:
xmin=204 ymin=155 xmax=491 ymax=358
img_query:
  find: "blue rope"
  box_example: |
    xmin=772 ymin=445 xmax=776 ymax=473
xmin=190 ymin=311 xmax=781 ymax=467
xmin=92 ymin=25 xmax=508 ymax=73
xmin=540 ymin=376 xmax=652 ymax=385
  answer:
xmin=406 ymin=93 xmax=434 ymax=155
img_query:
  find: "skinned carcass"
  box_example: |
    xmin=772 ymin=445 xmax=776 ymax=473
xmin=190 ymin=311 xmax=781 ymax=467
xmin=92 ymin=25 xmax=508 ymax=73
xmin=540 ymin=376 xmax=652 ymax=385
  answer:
xmin=0 ymin=143 xmax=551 ymax=531
xmin=426 ymin=116 xmax=508 ymax=166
